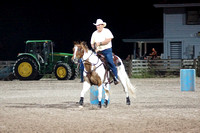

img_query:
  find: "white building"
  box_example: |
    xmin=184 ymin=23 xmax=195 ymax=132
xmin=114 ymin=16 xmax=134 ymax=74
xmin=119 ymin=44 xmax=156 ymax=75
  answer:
xmin=123 ymin=3 xmax=200 ymax=59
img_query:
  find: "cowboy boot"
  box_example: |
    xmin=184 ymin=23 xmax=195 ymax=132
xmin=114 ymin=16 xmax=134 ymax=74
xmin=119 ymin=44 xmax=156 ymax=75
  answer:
xmin=79 ymin=97 xmax=84 ymax=106
xmin=114 ymin=76 xmax=119 ymax=85
xmin=126 ymin=96 xmax=131 ymax=105
xmin=110 ymin=70 xmax=119 ymax=85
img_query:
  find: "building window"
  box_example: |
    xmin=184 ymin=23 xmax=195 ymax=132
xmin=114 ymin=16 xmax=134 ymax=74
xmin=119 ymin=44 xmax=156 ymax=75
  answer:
xmin=186 ymin=7 xmax=200 ymax=25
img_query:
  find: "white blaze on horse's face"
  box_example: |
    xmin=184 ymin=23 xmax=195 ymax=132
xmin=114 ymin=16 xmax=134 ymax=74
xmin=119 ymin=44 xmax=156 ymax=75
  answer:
xmin=73 ymin=46 xmax=78 ymax=59
xmin=72 ymin=46 xmax=79 ymax=64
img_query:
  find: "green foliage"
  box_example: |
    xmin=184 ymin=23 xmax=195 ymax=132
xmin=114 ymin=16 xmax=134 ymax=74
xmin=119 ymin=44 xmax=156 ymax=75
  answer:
xmin=132 ymin=69 xmax=157 ymax=78
xmin=131 ymin=69 xmax=179 ymax=78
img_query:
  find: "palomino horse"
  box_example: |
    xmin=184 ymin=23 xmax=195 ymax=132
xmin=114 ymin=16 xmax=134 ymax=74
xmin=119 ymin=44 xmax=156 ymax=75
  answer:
xmin=72 ymin=41 xmax=136 ymax=108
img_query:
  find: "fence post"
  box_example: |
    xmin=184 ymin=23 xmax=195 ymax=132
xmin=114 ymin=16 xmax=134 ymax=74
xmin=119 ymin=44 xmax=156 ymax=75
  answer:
xmin=181 ymin=59 xmax=183 ymax=69
xmin=128 ymin=59 xmax=132 ymax=77
xmin=193 ymin=59 xmax=196 ymax=69
xmin=197 ymin=56 xmax=200 ymax=77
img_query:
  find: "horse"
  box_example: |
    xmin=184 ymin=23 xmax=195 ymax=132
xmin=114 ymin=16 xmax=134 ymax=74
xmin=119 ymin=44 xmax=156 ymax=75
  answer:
xmin=71 ymin=41 xmax=136 ymax=108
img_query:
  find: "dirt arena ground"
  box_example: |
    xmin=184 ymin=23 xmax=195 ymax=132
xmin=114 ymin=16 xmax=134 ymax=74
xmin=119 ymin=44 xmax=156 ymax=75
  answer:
xmin=0 ymin=78 xmax=200 ymax=133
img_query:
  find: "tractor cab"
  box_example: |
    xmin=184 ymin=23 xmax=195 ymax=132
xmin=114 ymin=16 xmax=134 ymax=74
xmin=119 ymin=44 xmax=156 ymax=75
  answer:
xmin=25 ymin=40 xmax=53 ymax=65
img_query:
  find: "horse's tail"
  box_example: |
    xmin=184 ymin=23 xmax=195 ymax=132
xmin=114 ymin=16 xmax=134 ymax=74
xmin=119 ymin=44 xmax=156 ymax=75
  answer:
xmin=117 ymin=57 xmax=136 ymax=98
xmin=125 ymin=71 xmax=136 ymax=98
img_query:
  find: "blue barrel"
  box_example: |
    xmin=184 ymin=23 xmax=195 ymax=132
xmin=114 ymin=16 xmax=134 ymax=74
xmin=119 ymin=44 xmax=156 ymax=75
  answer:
xmin=180 ymin=69 xmax=195 ymax=91
xmin=90 ymin=85 xmax=110 ymax=105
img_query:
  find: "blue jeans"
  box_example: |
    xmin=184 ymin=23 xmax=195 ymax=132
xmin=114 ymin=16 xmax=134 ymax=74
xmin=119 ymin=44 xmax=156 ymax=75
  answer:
xmin=80 ymin=69 xmax=84 ymax=82
xmin=79 ymin=59 xmax=84 ymax=82
xmin=101 ymin=48 xmax=118 ymax=79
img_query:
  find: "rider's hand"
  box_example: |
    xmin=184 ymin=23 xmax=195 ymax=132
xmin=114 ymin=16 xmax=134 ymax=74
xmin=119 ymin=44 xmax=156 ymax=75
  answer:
xmin=95 ymin=49 xmax=99 ymax=53
xmin=96 ymin=42 xmax=100 ymax=47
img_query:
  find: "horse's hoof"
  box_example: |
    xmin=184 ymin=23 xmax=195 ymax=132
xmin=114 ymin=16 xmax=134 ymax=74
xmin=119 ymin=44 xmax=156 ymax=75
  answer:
xmin=79 ymin=97 xmax=84 ymax=106
xmin=98 ymin=101 xmax=102 ymax=108
xmin=103 ymin=100 xmax=108 ymax=108
xmin=126 ymin=97 xmax=131 ymax=105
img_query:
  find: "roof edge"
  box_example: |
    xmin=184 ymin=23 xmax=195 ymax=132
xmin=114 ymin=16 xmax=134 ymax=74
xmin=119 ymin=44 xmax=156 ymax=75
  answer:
xmin=154 ymin=3 xmax=200 ymax=8
xmin=122 ymin=38 xmax=163 ymax=43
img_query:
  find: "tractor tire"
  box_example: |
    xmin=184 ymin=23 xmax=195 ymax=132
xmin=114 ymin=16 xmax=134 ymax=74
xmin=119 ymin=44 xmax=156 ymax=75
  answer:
xmin=55 ymin=63 xmax=72 ymax=80
xmin=70 ymin=67 xmax=79 ymax=80
xmin=34 ymin=75 xmax=44 ymax=80
xmin=13 ymin=57 xmax=39 ymax=80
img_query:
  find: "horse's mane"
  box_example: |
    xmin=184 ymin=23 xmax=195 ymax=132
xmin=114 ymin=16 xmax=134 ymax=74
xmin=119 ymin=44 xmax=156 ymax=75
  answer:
xmin=74 ymin=41 xmax=89 ymax=53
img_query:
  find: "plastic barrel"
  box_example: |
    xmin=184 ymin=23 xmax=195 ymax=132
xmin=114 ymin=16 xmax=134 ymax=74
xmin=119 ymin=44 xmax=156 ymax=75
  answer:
xmin=90 ymin=85 xmax=110 ymax=105
xmin=180 ymin=69 xmax=195 ymax=91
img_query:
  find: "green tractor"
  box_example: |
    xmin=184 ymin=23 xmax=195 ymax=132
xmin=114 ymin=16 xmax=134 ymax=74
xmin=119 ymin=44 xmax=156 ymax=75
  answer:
xmin=13 ymin=40 xmax=79 ymax=80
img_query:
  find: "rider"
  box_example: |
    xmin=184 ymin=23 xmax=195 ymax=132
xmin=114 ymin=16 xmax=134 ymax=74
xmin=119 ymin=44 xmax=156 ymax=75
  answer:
xmin=90 ymin=19 xmax=119 ymax=85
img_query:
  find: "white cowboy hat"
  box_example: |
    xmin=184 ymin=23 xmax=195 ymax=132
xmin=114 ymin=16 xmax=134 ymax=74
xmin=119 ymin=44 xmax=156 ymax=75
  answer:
xmin=93 ymin=19 xmax=106 ymax=27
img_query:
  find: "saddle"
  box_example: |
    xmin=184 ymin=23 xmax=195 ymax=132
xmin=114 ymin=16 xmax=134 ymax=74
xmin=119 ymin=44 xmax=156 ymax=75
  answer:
xmin=97 ymin=52 xmax=121 ymax=69
xmin=96 ymin=52 xmax=121 ymax=85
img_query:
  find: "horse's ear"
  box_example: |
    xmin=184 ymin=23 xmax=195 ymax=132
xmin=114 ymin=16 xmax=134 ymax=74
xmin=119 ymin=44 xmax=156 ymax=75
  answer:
xmin=82 ymin=41 xmax=87 ymax=46
xmin=81 ymin=41 xmax=88 ymax=49
xmin=73 ymin=41 xmax=78 ymax=45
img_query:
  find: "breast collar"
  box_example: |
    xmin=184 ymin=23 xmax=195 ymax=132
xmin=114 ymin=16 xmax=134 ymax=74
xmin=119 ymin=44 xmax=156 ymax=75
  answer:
xmin=82 ymin=51 xmax=103 ymax=73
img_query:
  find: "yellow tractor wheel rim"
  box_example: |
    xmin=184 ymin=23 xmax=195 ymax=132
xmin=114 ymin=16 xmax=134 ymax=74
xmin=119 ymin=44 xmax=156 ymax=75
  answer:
xmin=18 ymin=62 xmax=33 ymax=77
xmin=57 ymin=66 xmax=67 ymax=78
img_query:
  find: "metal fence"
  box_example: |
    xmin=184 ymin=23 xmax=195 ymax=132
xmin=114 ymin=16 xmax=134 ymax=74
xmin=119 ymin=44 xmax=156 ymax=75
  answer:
xmin=0 ymin=61 xmax=15 ymax=80
xmin=123 ymin=58 xmax=200 ymax=77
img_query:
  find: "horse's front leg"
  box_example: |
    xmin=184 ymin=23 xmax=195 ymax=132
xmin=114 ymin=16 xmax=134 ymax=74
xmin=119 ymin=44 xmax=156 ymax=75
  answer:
xmin=103 ymin=83 xmax=110 ymax=108
xmin=97 ymin=85 xmax=103 ymax=108
xmin=79 ymin=81 xmax=91 ymax=106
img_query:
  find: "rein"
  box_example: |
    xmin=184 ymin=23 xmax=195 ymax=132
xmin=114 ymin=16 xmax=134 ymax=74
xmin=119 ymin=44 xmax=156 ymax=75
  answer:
xmin=82 ymin=51 xmax=93 ymax=63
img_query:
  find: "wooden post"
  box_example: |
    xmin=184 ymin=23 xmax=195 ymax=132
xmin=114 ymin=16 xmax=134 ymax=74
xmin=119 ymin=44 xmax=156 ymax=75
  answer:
xmin=193 ymin=59 xmax=196 ymax=69
xmin=138 ymin=42 xmax=142 ymax=59
xmin=133 ymin=43 xmax=136 ymax=59
xmin=144 ymin=42 xmax=147 ymax=57
xmin=181 ymin=59 xmax=183 ymax=69
xmin=197 ymin=56 xmax=200 ymax=77
xmin=128 ymin=58 xmax=133 ymax=77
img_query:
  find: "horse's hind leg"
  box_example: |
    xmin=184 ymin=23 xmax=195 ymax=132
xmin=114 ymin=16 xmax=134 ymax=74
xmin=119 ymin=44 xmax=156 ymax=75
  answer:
xmin=79 ymin=81 xmax=91 ymax=106
xmin=117 ymin=68 xmax=130 ymax=105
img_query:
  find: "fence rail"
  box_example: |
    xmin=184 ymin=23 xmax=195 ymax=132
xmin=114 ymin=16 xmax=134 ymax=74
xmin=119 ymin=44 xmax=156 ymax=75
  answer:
xmin=123 ymin=59 xmax=200 ymax=77
xmin=0 ymin=61 xmax=15 ymax=80
xmin=0 ymin=61 xmax=15 ymax=67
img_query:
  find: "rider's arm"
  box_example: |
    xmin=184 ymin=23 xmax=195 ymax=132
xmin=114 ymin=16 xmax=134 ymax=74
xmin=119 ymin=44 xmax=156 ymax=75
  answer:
xmin=96 ymin=38 xmax=112 ymax=46
xmin=90 ymin=32 xmax=95 ymax=49
xmin=91 ymin=43 xmax=95 ymax=49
